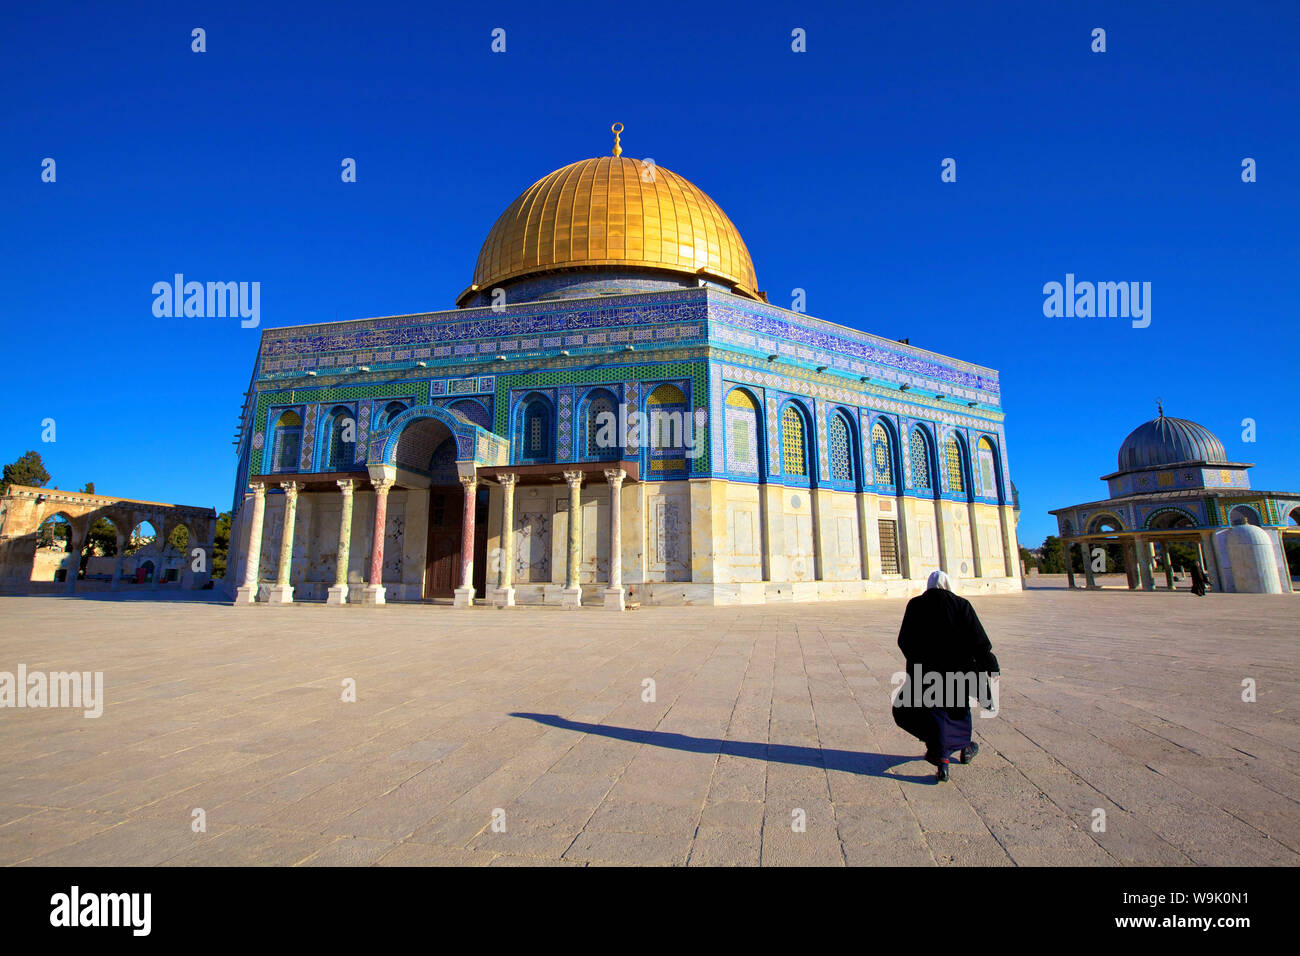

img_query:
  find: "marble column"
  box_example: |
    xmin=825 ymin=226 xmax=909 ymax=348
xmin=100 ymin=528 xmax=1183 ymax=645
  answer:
xmin=65 ymin=523 xmax=85 ymax=594
xmin=1198 ymin=532 xmax=1221 ymax=592
xmin=235 ymin=485 xmax=267 ymax=604
xmin=1082 ymin=539 xmax=1098 ymax=589
xmin=603 ymin=468 xmax=626 ymax=611
xmin=268 ymin=481 xmax=300 ymax=604
xmin=561 ymin=470 xmax=584 ymax=608
xmin=363 ymin=478 xmax=394 ymax=604
xmin=1134 ymin=534 xmax=1154 ymax=590
xmin=149 ymin=520 xmax=164 ymax=590
xmin=1274 ymin=529 xmax=1294 ymax=593
xmin=1063 ymin=538 xmax=1077 ymax=589
xmin=327 ymin=479 xmax=355 ymax=605
xmin=110 ymin=534 xmax=126 ymax=592
xmin=495 ymin=473 xmax=517 ymax=607
xmin=453 ymin=474 xmax=479 ymax=607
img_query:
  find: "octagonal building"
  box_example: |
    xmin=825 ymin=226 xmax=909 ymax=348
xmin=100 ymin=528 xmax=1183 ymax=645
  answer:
xmin=1049 ymin=407 xmax=1299 ymax=592
xmin=227 ymin=132 xmax=1022 ymax=608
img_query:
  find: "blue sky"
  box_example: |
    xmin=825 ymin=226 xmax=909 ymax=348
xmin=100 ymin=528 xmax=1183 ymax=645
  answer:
xmin=2 ymin=0 xmax=1296 ymax=546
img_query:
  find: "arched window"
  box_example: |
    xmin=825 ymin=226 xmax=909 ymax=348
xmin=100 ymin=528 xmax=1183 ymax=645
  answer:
xmin=326 ymin=406 xmax=356 ymax=470
xmin=910 ymin=427 xmax=931 ymax=491
xmin=945 ymin=436 xmax=965 ymax=494
xmin=272 ymin=411 xmax=302 ymax=473
xmin=871 ymin=422 xmax=894 ymax=486
xmin=725 ymin=388 xmax=760 ymax=477
xmin=781 ymin=405 xmax=807 ymax=477
xmin=828 ymin=414 xmax=852 ymax=482
xmin=646 ymin=384 xmax=689 ymax=476
xmin=977 ymin=436 xmax=999 ymax=498
xmin=378 ymin=401 xmax=406 ymax=430
xmin=583 ymin=390 xmax=619 ymax=460
xmin=518 ymin=397 xmax=552 ymax=462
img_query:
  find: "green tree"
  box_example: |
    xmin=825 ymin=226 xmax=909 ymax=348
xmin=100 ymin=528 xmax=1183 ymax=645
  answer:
xmin=81 ymin=481 xmax=95 ymax=496
xmin=212 ymin=511 xmax=231 ymax=579
xmin=167 ymin=524 xmax=190 ymax=553
xmin=1037 ymin=535 xmax=1065 ymax=573
xmin=1019 ymin=546 xmax=1038 ymax=571
xmin=2 ymin=451 xmax=50 ymax=495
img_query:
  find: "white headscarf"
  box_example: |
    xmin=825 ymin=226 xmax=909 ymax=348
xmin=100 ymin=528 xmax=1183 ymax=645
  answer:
xmin=927 ymin=570 xmax=953 ymax=591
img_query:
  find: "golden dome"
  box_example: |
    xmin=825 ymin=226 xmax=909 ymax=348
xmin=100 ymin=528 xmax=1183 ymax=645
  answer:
xmin=462 ymin=153 xmax=761 ymax=305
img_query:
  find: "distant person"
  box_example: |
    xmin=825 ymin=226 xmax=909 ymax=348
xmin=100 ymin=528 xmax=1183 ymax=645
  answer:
xmin=1189 ymin=561 xmax=1207 ymax=597
xmin=893 ymin=571 xmax=1001 ymax=782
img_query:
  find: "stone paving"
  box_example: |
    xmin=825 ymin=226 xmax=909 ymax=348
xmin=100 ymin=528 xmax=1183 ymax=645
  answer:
xmin=0 ymin=588 xmax=1296 ymax=866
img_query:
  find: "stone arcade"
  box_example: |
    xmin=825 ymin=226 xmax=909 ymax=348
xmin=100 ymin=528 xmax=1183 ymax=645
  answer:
xmin=226 ymin=129 xmax=1022 ymax=608
xmin=0 ymin=485 xmax=216 ymax=593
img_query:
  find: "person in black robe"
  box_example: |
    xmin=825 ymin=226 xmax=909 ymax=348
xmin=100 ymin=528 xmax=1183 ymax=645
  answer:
xmin=1189 ymin=562 xmax=1207 ymax=597
xmin=893 ymin=571 xmax=1000 ymax=782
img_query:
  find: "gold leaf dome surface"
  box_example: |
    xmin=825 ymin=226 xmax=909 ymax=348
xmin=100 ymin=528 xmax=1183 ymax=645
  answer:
xmin=468 ymin=156 xmax=760 ymax=299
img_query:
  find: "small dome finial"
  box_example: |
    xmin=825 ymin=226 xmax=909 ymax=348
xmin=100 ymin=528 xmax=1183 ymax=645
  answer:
xmin=1156 ymin=397 xmax=1164 ymax=418
xmin=611 ymin=123 xmax=623 ymax=157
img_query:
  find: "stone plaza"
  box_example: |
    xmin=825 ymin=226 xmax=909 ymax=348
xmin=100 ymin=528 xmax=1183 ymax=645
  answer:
xmin=0 ymin=587 xmax=1295 ymax=867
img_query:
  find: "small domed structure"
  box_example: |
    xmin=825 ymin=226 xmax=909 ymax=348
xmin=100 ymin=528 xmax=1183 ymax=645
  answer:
xmin=1117 ymin=410 xmax=1227 ymax=470
xmin=1049 ymin=404 xmax=1299 ymax=595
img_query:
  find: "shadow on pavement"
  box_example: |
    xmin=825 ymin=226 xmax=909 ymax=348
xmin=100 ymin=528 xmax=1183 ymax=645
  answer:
xmin=510 ymin=712 xmax=935 ymax=783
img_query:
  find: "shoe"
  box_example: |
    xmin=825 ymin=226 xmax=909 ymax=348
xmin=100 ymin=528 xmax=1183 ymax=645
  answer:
xmin=936 ymin=760 xmax=950 ymax=782
xmin=960 ymin=742 xmax=980 ymax=765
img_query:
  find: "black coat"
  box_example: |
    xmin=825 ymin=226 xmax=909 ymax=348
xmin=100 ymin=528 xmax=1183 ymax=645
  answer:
xmin=893 ymin=588 xmax=1000 ymax=759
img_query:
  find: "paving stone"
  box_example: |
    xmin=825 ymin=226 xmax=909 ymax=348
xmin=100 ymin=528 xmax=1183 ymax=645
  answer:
xmin=0 ymin=591 xmax=1294 ymax=867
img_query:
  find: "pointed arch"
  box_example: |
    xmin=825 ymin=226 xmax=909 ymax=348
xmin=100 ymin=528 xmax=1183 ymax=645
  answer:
xmin=376 ymin=400 xmax=408 ymax=430
xmin=870 ymin=418 xmax=899 ymax=488
xmin=270 ymin=409 xmax=302 ymax=473
xmin=579 ymin=387 xmax=620 ymax=462
xmin=645 ymin=383 xmax=689 ymax=478
xmin=779 ymin=401 xmax=811 ymax=479
xmin=827 ymin=407 xmax=858 ymax=486
xmin=909 ymin=424 xmax=935 ymax=494
xmin=513 ymin=392 xmax=554 ymax=464
xmin=323 ymin=405 xmax=357 ymax=471
xmin=944 ymin=431 xmax=971 ymax=500
xmin=724 ymin=386 xmax=763 ymax=479
xmin=976 ymin=435 xmax=1005 ymax=503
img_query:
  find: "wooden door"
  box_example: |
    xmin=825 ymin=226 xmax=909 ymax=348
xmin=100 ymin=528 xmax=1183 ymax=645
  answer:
xmin=424 ymin=487 xmax=462 ymax=598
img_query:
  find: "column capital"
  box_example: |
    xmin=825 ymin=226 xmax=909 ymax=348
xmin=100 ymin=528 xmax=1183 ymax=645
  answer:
xmin=371 ymin=477 xmax=395 ymax=495
xmin=337 ymin=479 xmax=356 ymax=495
xmin=498 ymin=472 xmax=518 ymax=490
xmin=459 ymin=473 xmax=480 ymax=491
xmin=603 ymin=468 xmax=627 ymax=487
xmin=562 ymin=469 xmax=585 ymax=489
xmin=250 ymin=483 xmax=267 ymax=500
xmin=280 ymin=480 xmax=301 ymax=500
